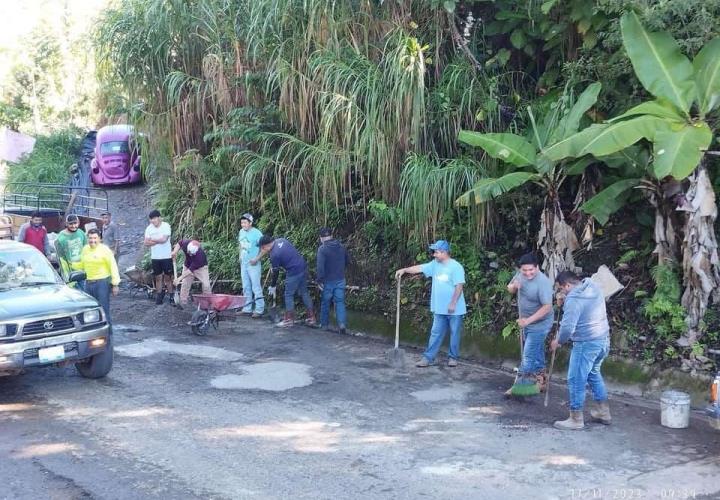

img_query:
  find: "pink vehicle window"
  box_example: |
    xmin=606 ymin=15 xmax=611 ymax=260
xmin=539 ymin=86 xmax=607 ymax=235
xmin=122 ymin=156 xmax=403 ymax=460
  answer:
xmin=100 ymin=141 xmax=130 ymax=155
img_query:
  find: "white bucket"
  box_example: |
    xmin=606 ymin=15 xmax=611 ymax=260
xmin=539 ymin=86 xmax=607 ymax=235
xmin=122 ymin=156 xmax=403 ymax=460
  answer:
xmin=660 ymin=390 xmax=691 ymax=429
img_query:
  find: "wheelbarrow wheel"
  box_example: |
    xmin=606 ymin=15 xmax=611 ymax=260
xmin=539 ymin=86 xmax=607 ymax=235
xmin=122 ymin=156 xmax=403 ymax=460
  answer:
xmin=191 ymin=310 xmax=211 ymax=336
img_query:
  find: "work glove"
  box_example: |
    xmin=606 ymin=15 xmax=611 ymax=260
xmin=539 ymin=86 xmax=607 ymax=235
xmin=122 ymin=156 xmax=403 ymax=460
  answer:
xmin=268 ymin=286 xmax=276 ymax=298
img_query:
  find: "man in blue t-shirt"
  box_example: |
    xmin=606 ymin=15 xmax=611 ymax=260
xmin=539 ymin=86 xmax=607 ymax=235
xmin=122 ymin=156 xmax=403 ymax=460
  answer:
xmin=395 ymin=240 xmax=466 ymax=367
xmin=238 ymin=213 xmax=264 ymax=317
xmin=257 ymin=235 xmax=316 ymax=327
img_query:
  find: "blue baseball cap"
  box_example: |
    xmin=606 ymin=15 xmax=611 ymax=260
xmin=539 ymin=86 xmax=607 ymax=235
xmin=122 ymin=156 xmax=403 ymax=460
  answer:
xmin=428 ymin=240 xmax=450 ymax=252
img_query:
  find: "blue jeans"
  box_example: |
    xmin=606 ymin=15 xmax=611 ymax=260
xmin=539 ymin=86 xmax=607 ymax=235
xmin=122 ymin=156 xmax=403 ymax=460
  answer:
xmin=320 ymin=279 xmax=346 ymax=328
xmin=284 ymin=272 xmax=313 ymax=314
xmin=520 ymin=321 xmax=552 ymax=375
xmin=423 ymin=314 xmax=464 ymax=362
xmin=568 ymin=338 xmax=609 ymax=410
xmin=86 ymin=278 xmax=111 ymax=325
xmin=241 ymin=262 xmax=264 ymax=314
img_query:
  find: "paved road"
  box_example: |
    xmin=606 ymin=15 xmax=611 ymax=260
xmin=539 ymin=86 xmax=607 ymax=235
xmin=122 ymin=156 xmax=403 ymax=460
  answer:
xmin=1 ymin=294 xmax=719 ymax=500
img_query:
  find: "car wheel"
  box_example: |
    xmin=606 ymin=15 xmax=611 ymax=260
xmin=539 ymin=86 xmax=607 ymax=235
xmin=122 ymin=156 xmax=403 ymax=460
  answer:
xmin=76 ymin=335 xmax=114 ymax=379
xmin=191 ymin=310 xmax=210 ymax=336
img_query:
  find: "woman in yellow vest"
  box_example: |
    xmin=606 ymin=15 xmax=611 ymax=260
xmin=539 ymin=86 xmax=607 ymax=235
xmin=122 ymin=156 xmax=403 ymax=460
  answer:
xmin=79 ymin=228 xmax=120 ymax=325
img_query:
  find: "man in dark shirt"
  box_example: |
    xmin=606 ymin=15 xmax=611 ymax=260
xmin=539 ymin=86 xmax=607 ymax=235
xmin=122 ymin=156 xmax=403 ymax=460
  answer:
xmin=316 ymin=227 xmax=350 ymax=334
xmin=171 ymin=239 xmax=211 ymax=307
xmin=258 ymin=235 xmax=316 ymax=327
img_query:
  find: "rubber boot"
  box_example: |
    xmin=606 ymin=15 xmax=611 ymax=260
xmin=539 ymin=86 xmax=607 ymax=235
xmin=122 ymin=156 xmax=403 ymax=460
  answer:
xmin=276 ymin=311 xmax=295 ymax=327
xmin=305 ymin=310 xmax=317 ymax=327
xmin=590 ymin=400 xmax=612 ymax=425
xmin=554 ymin=410 xmax=585 ymax=430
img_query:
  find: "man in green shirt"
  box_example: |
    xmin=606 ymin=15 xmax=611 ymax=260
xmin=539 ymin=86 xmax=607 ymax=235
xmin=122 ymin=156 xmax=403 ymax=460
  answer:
xmin=55 ymin=214 xmax=88 ymax=288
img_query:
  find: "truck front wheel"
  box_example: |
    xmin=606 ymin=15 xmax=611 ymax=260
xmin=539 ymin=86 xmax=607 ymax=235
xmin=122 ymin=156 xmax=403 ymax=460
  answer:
xmin=75 ymin=336 xmax=114 ymax=378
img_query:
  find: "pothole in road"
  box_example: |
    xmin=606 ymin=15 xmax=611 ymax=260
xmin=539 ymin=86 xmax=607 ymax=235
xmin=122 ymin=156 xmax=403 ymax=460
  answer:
xmin=115 ymin=338 xmax=243 ymax=361
xmin=211 ymin=361 xmax=313 ymax=391
xmin=410 ymin=384 xmax=472 ymax=402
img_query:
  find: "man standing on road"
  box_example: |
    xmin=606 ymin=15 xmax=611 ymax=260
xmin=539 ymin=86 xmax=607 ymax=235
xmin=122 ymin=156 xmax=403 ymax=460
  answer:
xmin=505 ymin=253 xmax=554 ymax=395
xmin=79 ymin=228 xmax=120 ymax=325
xmin=55 ymin=214 xmax=87 ymax=287
xmin=551 ymin=271 xmax=611 ymax=431
xmin=17 ymin=211 xmax=51 ymax=256
xmin=316 ymin=227 xmax=350 ymax=334
xmin=100 ymin=211 xmax=120 ymax=259
xmin=257 ymin=235 xmax=316 ymax=327
xmin=143 ymin=209 xmax=174 ymax=305
xmin=171 ymin=239 xmax=211 ymax=308
xmin=239 ymin=213 xmax=264 ymax=317
xmin=395 ymin=240 xmax=466 ymax=367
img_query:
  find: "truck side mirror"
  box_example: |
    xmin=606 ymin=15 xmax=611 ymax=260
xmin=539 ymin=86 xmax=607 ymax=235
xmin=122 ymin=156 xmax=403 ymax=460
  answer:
xmin=68 ymin=271 xmax=87 ymax=283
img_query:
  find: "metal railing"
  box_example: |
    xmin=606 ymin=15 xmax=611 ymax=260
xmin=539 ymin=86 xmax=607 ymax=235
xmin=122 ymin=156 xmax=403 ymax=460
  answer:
xmin=2 ymin=183 xmax=109 ymax=219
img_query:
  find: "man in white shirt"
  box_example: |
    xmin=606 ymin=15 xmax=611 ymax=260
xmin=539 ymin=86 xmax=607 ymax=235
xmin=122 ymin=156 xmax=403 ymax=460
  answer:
xmin=144 ymin=209 xmax=174 ymax=305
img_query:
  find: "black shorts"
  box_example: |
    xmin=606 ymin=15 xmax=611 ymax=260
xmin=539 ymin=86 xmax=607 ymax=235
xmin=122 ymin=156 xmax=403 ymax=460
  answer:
xmin=151 ymin=258 xmax=173 ymax=276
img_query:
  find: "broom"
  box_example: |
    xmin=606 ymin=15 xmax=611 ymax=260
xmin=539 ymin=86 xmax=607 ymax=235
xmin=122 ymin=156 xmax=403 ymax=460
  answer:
xmin=509 ymin=327 xmax=540 ymax=397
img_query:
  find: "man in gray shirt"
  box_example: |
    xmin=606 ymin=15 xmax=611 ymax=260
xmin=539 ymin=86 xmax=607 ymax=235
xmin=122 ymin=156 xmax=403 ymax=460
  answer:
xmin=506 ymin=253 xmax=554 ymax=395
xmin=101 ymin=212 xmax=120 ymax=257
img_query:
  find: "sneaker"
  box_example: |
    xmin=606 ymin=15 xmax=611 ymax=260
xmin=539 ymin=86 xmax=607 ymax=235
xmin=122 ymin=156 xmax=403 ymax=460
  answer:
xmin=447 ymin=358 xmax=458 ymax=367
xmin=416 ymin=357 xmax=434 ymax=368
xmin=155 ymin=290 xmax=165 ymax=305
xmin=241 ymin=311 xmax=253 ymax=316
xmin=251 ymin=312 xmax=262 ymax=319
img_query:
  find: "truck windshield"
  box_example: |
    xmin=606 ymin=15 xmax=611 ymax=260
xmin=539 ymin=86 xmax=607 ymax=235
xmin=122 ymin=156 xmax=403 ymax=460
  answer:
xmin=0 ymin=248 xmax=60 ymax=290
xmin=100 ymin=141 xmax=130 ymax=155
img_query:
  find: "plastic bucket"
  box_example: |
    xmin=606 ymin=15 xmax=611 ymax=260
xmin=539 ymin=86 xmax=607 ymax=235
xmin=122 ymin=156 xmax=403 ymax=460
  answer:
xmin=660 ymin=390 xmax=691 ymax=429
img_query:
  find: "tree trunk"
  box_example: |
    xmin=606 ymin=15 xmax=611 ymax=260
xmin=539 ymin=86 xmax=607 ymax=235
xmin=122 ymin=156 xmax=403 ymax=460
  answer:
xmin=537 ymin=203 xmax=580 ymax=282
xmin=678 ymin=164 xmax=720 ymax=347
xmin=647 ymin=189 xmax=679 ymax=266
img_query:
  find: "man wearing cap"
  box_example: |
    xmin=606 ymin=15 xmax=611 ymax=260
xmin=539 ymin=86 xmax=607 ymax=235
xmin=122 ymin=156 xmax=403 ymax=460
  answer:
xmin=171 ymin=239 xmax=211 ymax=307
xmin=144 ymin=209 xmax=174 ymax=305
xmin=100 ymin=211 xmax=120 ymax=259
xmin=316 ymin=227 xmax=350 ymax=334
xmin=257 ymin=235 xmax=316 ymax=327
xmin=395 ymin=240 xmax=466 ymax=367
xmin=239 ymin=213 xmax=264 ymax=317
xmin=55 ymin=214 xmax=88 ymax=287
xmin=17 ymin=211 xmax=51 ymax=256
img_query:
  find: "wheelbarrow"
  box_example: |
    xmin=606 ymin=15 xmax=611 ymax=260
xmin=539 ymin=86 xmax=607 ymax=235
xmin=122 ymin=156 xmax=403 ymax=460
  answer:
xmin=124 ymin=266 xmax=155 ymax=299
xmin=189 ymin=293 xmax=257 ymax=336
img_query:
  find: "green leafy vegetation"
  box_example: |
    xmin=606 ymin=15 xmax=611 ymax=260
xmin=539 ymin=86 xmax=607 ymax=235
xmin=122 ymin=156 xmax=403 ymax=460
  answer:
xmin=6 ymin=127 xmax=83 ymax=185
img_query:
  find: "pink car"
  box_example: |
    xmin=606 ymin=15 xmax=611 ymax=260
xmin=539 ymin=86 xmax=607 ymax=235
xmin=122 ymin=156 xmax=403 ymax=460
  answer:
xmin=90 ymin=125 xmax=142 ymax=186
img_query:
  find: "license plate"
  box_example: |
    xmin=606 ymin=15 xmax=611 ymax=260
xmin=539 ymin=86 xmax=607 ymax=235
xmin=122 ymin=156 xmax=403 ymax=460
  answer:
xmin=38 ymin=345 xmax=65 ymax=363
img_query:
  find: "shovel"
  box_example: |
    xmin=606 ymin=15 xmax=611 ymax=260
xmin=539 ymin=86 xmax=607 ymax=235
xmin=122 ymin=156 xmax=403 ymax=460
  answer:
xmin=172 ymin=258 xmax=180 ymax=305
xmin=544 ymin=340 xmax=557 ymax=407
xmin=386 ymin=277 xmax=406 ymax=368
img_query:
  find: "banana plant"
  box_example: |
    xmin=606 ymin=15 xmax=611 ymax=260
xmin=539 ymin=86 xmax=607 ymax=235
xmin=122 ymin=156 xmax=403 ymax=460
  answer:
xmin=456 ymin=82 xmax=602 ymax=281
xmin=546 ymin=11 xmax=720 ymax=348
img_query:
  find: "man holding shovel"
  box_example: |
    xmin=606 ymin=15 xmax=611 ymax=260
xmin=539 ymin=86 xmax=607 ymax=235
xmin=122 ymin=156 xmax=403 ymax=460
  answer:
xmin=395 ymin=240 xmax=466 ymax=368
xmin=550 ymin=271 xmax=611 ymax=430
xmin=171 ymin=239 xmax=211 ymax=308
xmin=505 ymin=253 xmax=554 ymax=395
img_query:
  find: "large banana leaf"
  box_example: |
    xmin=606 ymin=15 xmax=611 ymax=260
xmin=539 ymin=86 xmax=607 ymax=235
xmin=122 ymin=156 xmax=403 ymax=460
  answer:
xmin=455 ymin=172 xmax=539 ymax=206
xmin=580 ymin=178 xmax=642 ymax=225
xmin=693 ymin=38 xmax=720 ymax=116
xmin=608 ymin=99 xmax=685 ymax=123
xmin=620 ymin=11 xmax=695 ymax=114
xmin=653 ymin=122 xmax=712 ymax=180
xmin=544 ymin=115 xmax=669 ymax=161
xmin=549 ymin=82 xmax=602 ymax=143
xmin=458 ymin=131 xmax=536 ymax=167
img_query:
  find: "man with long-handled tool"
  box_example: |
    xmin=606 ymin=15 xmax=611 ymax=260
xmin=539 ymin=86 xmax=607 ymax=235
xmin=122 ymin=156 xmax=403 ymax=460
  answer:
xmin=171 ymin=239 xmax=211 ymax=309
xmin=395 ymin=240 xmax=466 ymax=368
xmin=505 ymin=253 xmax=554 ymax=396
xmin=550 ymin=271 xmax=611 ymax=430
